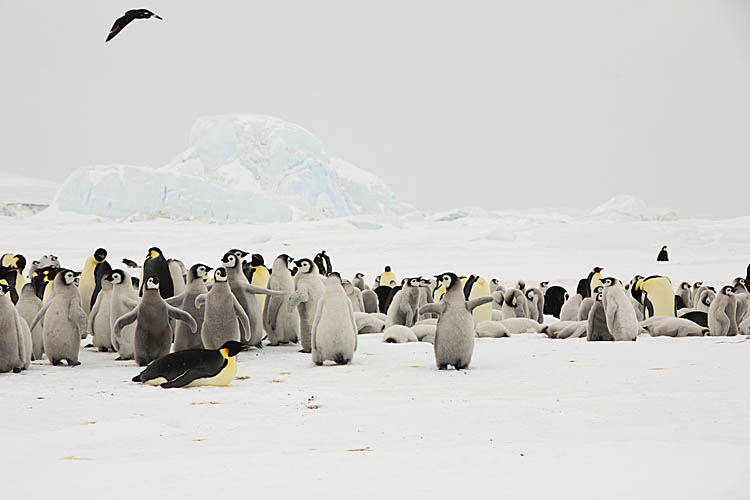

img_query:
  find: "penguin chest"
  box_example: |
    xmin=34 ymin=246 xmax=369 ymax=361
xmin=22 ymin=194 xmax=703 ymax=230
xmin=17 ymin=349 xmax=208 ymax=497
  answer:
xmin=188 ymin=358 xmax=237 ymax=387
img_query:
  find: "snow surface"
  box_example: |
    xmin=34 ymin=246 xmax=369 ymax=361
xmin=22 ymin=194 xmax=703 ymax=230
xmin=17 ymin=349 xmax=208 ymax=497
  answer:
xmin=51 ymin=115 xmax=411 ymax=222
xmin=1 ymin=208 xmax=749 ymax=498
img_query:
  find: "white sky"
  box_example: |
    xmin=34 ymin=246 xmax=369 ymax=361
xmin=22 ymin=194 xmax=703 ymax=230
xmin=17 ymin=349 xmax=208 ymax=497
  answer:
xmin=2 ymin=0 xmax=749 ymax=216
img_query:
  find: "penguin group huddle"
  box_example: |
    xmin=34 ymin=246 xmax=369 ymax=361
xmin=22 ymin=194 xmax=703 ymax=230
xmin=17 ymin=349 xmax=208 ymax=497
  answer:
xmin=1 ymin=247 xmax=748 ymax=385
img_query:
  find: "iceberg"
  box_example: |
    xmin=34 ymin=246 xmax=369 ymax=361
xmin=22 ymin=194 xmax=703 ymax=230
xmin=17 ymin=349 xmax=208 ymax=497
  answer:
xmin=52 ymin=115 xmax=412 ymax=222
xmin=590 ymin=195 xmax=679 ymax=221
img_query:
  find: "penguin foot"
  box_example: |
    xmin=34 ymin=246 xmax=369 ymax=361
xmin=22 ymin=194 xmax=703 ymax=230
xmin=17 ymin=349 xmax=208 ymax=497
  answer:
xmin=299 ymin=349 xmax=311 ymax=354
xmin=12 ymin=367 xmax=21 ymax=373
xmin=68 ymin=361 xmax=81 ymax=367
xmin=84 ymin=343 xmax=94 ymax=348
xmin=437 ymin=364 xmax=447 ymax=370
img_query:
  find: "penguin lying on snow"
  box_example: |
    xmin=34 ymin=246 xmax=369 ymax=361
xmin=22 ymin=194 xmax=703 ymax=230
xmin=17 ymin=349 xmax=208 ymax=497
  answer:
xmin=132 ymin=341 xmax=246 ymax=389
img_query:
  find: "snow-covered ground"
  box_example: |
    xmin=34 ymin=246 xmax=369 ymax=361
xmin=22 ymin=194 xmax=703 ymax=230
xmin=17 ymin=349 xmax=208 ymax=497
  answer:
xmin=2 ymin=207 xmax=749 ymax=499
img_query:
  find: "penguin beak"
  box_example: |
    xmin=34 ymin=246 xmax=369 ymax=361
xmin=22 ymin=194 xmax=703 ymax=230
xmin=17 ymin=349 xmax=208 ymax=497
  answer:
xmin=154 ymin=14 xmax=163 ymax=20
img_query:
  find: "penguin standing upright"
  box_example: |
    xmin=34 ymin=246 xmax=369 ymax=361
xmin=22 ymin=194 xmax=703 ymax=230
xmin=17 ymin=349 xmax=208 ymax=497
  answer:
xmin=313 ymin=251 xmax=332 ymax=276
xmin=0 ymin=283 xmax=31 ymax=373
xmin=1 ymin=254 xmax=25 ymax=304
xmin=263 ymin=255 xmax=300 ymax=346
xmin=632 ymin=275 xmax=676 ymax=318
xmin=288 ymin=258 xmax=325 ymax=353
xmin=311 ymin=273 xmax=357 ymax=366
xmin=586 ymin=267 xmax=604 ymax=298
xmin=80 ymin=248 xmax=112 ymax=316
xmin=16 ymin=283 xmax=43 ymax=360
xmin=601 ymin=277 xmax=638 ymax=341
xmin=166 ymin=263 xmax=212 ymax=351
xmin=244 ymin=254 xmax=271 ymax=330
xmin=140 ymin=247 xmax=174 ymax=299
xmin=378 ymin=266 xmax=396 ymax=288
xmin=196 ymin=268 xmax=251 ymax=349
xmin=657 ymin=246 xmax=669 ymax=262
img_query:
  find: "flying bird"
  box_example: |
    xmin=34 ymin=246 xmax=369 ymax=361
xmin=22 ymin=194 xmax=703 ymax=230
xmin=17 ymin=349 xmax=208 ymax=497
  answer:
xmin=106 ymin=9 xmax=163 ymax=42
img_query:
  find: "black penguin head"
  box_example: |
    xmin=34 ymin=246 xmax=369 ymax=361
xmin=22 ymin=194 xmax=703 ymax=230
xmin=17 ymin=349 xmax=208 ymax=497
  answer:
xmin=601 ymin=277 xmax=618 ymax=287
xmin=145 ymin=276 xmax=160 ymax=290
xmin=592 ymin=267 xmax=604 ymax=274
xmin=294 ymin=259 xmax=314 ymax=274
xmin=106 ymin=269 xmax=126 ymax=285
xmin=693 ymin=281 xmax=703 ymax=288
xmin=594 ymin=286 xmax=604 ymax=301
xmin=221 ymin=252 xmax=239 ymax=268
xmin=407 ymin=277 xmax=422 ymax=287
xmin=276 ymin=254 xmax=293 ymax=267
xmin=516 ymin=280 xmax=526 ymax=291
xmin=434 ymin=272 xmax=459 ymax=291
xmin=326 ymin=272 xmax=342 ymax=283
xmin=147 ymin=247 xmax=162 ymax=259
xmin=662 ymin=246 xmax=668 ymax=250
xmin=14 ymin=255 xmax=26 ymax=271
xmin=525 ymin=289 xmax=536 ymax=301
xmin=214 ymin=267 xmax=228 ymax=282
xmin=702 ymin=292 xmax=713 ymax=306
xmin=539 ymin=281 xmax=549 ymax=288
xmin=720 ymin=285 xmax=735 ymax=296
xmin=680 ymin=282 xmax=691 ymax=290
xmin=384 ymin=266 xmax=391 ymax=272
xmin=228 ymin=248 xmax=249 ymax=260
xmin=94 ymin=248 xmax=107 ymax=263
xmin=220 ymin=340 xmax=246 ymax=357
xmin=355 ymin=272 xmax=364 ymax=279
xmin=189 ymin=264 xmax=212 ymax=282
xmin=250 ymin=254 xmax=264 ymax=267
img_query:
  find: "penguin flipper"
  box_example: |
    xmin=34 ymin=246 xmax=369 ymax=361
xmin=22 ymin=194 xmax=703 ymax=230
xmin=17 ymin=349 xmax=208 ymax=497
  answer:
xmin=165 ymin=292 xmax=185 ymax=307
xmin=13 ymin=310 xmax=27 ymax=370
xmin=29 ymin=299 xmax=52 ymax=332
xmin=243 ymin=282 xmax=284 ymax=297
xmin=194 ymin=294 xmax=207 ymax=309
xmin=232 ymin=295 xmax=251 ymax=339
xmin=160 ymin=362 xmax=222 ymax=389
xmin=166 ymin=304 xmax=198 ymax=333
xmin=420 ymin=303 xmax=444 ymax=316
xmin=467 ymin=296 xmax=493 ymax=312
xmin=113 ymin=308 xmax=138 ymax=338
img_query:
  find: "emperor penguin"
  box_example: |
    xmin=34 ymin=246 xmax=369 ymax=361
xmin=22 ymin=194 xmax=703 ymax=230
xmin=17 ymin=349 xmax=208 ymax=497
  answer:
xmin=88 ymin=276 xmax=114 ymax=352
xmin=222 ymin=251 xmax=284 ymax=348
xmin=695 ymin=287 xmax=715 ymax=313
xmin=39 ymin=255 xmax=60 ymax=269
xmin=342 ymin=279 xmax=365 ymax=313
xmin=0 ymin=282 xmax=31 ymax=372
xmin=587 ymin=267 xmax=604 ymax=298
xmin=632 ymin=275 xmax=676 ymax=318
xmin=465 ymin=275 xmax=492 ymax=325
xmin=374 ymin=284 xmax=394 ymax=314
xmin=245 ymin=254 xmax=271 ymax=323
xmin=601 ymin=277 xmax=638 ymax=341
xmin=543 ymin=285 xmax=568 ymax=318
xmin=140 ymin=247 xmax=174 ymax=298
xmin=311 ymin=273 xmax=358 ymax=365
xmin=640 ymin=317 xmax=708 ymax=337
xmin=30 ymin=269 xmax=87 ymax=366
xmin=502 ymin=288 xmax=529 ymax=319
xmin=167 ymin=259 xmax=187 ymax=297
xmin=132 ymin=340 xmax=246 ymax=389
xmin=79 ymin=248 xmax=112 ymax=317
xmin=586 ymin=286 xmax=613 ymax=341
xmin=657 ymin=246 xmax=669 ymax=262
xmin=352 ymin=273 xmax=368 ymax=291
xmin=475 ymin=320 xmax=511 ymax=338
xmin=708 ymin=285 xmax=737 ymax=336
xmin=313 ymin=250 xmax=333 ymax=276
xmin=378 ymin=266 xmax=396 ymax=288
xmin=577 ymin=297 xmax=595 ymax=321
xmin=108 ymin=269 xmax=140 ymax=360
xmin=288 ymin=258 xmax=326 ymax=353
xmin=525 ymin=287 xmax=545 ymax=323
xmin=362 ymin=288 xmax=380 ymax=314
xmin=1 ymin=254 xmax=26 ymax=304
xmin=417 ymin=278 xmax=435 ymax=320
xmin=196 ymin=268 xmax=250 ymax=349
xmin=263 ymin=255 xmax=300 ymax=346
xmin=16 ymin=283 xmax=43 ymax=360
xmin=114 ymin=276 xmax=197 ymax=366
xmin=166 ymin=263 xmax=212 ymax=351
xmin=677 ymin=282 xmax=693 ymax=309
xmin=385 ymin=277 xmax=421 ymax=328
xmin=545 ymin=321 xmax=587 ymax=339
xmin=419 ymin=272 xmax=493 ymax=370
xmin=353 ymin=312 xmax=386 ymax=334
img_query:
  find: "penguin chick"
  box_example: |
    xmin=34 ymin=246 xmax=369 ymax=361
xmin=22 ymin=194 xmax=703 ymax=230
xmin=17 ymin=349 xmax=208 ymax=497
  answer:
xmin=311 ymin=273 xmax=357 ymax=365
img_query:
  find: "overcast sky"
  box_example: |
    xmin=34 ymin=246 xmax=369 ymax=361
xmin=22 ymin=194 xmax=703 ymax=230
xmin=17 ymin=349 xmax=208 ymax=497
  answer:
xmin=2 ymin=1 xmax=749 ymax=217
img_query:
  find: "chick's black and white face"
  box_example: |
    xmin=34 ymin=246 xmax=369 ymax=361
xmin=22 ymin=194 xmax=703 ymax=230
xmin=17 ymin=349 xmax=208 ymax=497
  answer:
xmin=602 ymin=277 xmax=616 ymax=287
xmin=721 ymin=286 xmax=734 ymax=296
xmin=355 ymin=273 xmax=363 ymax=279
xmin=145 ymin=277 xmax=159 ymax=290
xmin=63 ymin=271 xmax=75 ymax=286
xmin=298 ymin=261 xmax=311 ymax=273
xmin=215 ymin=268 xmax=228 ymax=282
xmin=408 ymin=278 xmax=420 ymax=287
xmin=224 ymin=254 xmax=238 ymax=268
xmin=441 ymin=275 xmax=453 ymax=289
xmin=110 ymin=271 xmax=124 ymax=284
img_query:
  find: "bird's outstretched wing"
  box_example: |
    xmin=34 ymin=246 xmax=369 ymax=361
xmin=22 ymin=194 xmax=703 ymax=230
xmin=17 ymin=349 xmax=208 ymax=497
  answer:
xmin=106 ymin=12 xmax=136 ymax=42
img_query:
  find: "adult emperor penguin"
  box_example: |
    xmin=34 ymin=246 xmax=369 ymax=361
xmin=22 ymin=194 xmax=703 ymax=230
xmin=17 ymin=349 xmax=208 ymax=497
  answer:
xmin=313 ymin=250 xmax=333 ymax=276
xmin=88 ymin=276 xmax=114 ymax=352
xmin=166 ymin=263 xmax=212 ymax=351
xmin=632 ymin=275 xmax=676 ymax=318
xmin=16 ymin=283 xmax=43 ymax=360
xmin=196 ymin=268 xmax=251 ymax=350
xmin=132 ymin=340 xmax=246 ymax=389
xmin=222 ymin=251 xmax=284 ymax=348
xmin=378 ymin=266 xmax=396 ymax=288
xmin=543 ymin=285 xmax=568 ymax=318
xmin=311 ymin=273 xmax=357 ymax=365
xmin=263 ymin=254 xmax=300 ymax=346
xmin=586 ymin=267 xmax=604 ymax=298
xmin=30 ymin=270 xmax=87 ymax=366
xmin=419 ymin=272 xmax=493 ymax=370
xmin=108 ymin=269 xmax=140 ymax=360
xmin=140 ymin=247 xmax=174 ymax=298
xmin=677 ymin=282 xmax=693 ymax=309
xmin=586 ymin=287 xmax=613 ymax=341
xmin=657 ymin=246 xmax=669 ymax=262
xmin=601 ymin=277 xmax=638 ymax=341
xmin=464 ymin=275 xmax=493 ymax=325
xmin=244 ymin=254 xmax=271 ymax=321
xmin=288 ymin=258 xmax=325 ymax=353
xmin=0 ymin=283 xmax=31 ymax=372
xmin=1 ymin=253 xmax=26 ymax=304
xmin=342 ymin=279 xmax=365 ymax=313
xmin=708 ymin=285 xmax=737 ymax=336
xmin=385 ymin=277 xmax=421 ymax=328
xmin=352 ymin=273 xmax=368 ymax=291
xmin=80 ymin=248 xmax=112 ymax=316
xmin=114 ymin=276 xmax=197 ymax=366
xmin=374 ymin=284 xmax=396 ymax=314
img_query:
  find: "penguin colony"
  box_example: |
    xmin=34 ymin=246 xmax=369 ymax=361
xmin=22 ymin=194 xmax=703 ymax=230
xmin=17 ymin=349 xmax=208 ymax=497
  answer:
xmin=1 ymin=247 xmax=748 ymax=385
